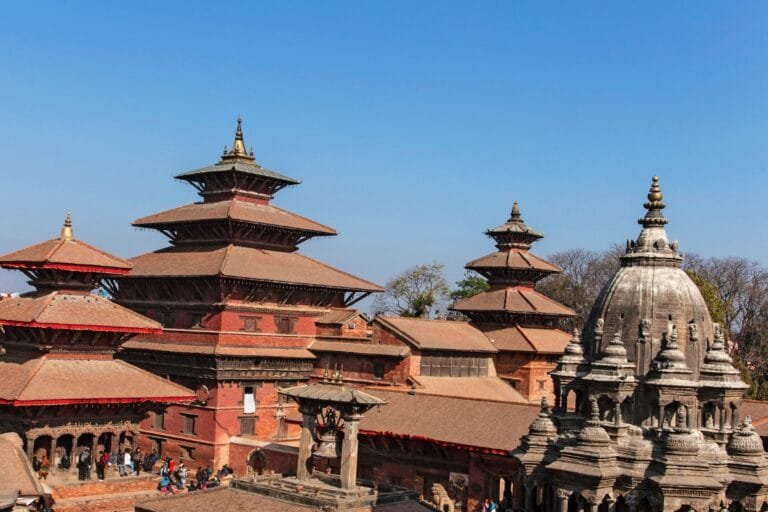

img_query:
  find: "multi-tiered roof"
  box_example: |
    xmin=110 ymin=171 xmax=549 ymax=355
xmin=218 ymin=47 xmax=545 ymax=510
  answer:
xmin=451 ymin=202 xmax=574 ymax=354
xmin=0 ymin=215 xmax=192 ymax=406
xmin=114 ymin=119 xmax=381 ymax=309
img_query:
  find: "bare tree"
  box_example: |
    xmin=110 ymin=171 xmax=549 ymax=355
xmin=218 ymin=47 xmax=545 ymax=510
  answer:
xmin=373 ymin=263 xmax=451 ymax=318
xmin=536 ymin=246 xmax=623 ymax=329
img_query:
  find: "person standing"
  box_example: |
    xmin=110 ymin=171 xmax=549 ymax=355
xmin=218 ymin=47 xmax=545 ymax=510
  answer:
xmin=134 ymin=448 xmax=143 ymax=476
xmin=77 ymin=448 xmax=91 ymax=481
xmin=95 ymin=451 xmax=105 ymax=480
xmin=120 ymin=449 xmax=133 ymax=477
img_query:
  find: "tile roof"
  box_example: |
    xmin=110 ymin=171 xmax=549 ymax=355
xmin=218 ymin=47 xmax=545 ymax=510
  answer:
xmin=741 ymin=400 xmax=768 ymax=436
xmin=135 ymin=487 xmax=432 ymax=512
xmin=309 ymin=340 xmax=409 ymax=358
xmin=0 ymin=357 xmax=193 ymax=405
xmin=375 ymin=316 xmax=497 ymax=353
xmin=128 ymin=245 xmax=383 ymax=292
xmin=123 ymin=338 xmax=316 ymax=359
xmin=316 ymin=309 xmax=362 ymax=325
xmin=136 ymin=487 xmax=315 ymax=512
xmin=0 ymin=432 xmax=45 ymax=498
xmin=452 ymin=287 xmax=575 ymax=317
xmin=133 ymin=200 xmax=336 ymax=236
xmin=483 ymin=325 xmax=571 ymax=354
xmin=0 ymin=237 xmax=131 ymax=274
xmin=406 ymin=376 xmax=528 ymax=403
xmin=466 ymin=250 xmax=560 ymax=273
xmin=280 ymin=382 xmax=387 ymax=406
xmin=359 ymin=389 xmax=540 ymax=452
xmin=0 ymin=292 xmax=162 ymax=333
xmin=175 ymin=161 xmax=300 ymax=185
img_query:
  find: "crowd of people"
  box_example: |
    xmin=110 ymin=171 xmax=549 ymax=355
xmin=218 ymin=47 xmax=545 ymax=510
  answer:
xmin=157 ymin=460 xmax=234 ymax=494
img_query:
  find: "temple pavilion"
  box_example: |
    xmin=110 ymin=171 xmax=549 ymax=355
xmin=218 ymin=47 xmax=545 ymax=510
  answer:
xmin=110 ymin=119 xmax=382 ymax=467
xmin=0 ymin=215 xmax=193 ymax=476
xmin=512 ymin=177 xmax=768 ymax=512
xmin=451 ymin=202 xmax=576 ymax=401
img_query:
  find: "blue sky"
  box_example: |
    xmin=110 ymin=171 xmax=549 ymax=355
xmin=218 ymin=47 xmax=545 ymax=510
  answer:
xmin=0 ymin=2 xmax=766 ymax=297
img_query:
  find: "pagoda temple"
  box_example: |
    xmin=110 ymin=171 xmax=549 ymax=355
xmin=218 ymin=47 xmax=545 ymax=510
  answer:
xmin=110 ymin=119 xmax=382 ymax=467
xmin=451 ymin=202 xmax=575 ymax=402
xmin=0 ymin=215 xmax=193 ymax=477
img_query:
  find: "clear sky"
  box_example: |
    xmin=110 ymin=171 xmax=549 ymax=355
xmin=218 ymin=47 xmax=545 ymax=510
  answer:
xmin=0 ymin=2 xmax=766 ymax=300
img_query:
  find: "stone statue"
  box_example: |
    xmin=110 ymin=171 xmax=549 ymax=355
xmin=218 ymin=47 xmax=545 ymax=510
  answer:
xmin=430 ymin=483 xmax=455 ymax=512
xmin=688 ymin=321 xmax=698 ymax=342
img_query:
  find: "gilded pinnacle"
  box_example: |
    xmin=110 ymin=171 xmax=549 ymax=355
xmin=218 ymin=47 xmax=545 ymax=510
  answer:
xmin=60 ymin=212 xmax=73 ymax=240
xmin=509 ymin=201 xmax=523 ymax=223
xmin=643 ymin=176 xmax=666 ymax=211
xmin=220 ymin=117 xmax=255 ymax=162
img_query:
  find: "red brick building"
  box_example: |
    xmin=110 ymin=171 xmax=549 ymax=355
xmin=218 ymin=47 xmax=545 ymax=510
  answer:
xmin=111 ymin=120 xmax=382 ymax=468
xmin=0 ymin=215 xmax=192 ymax=477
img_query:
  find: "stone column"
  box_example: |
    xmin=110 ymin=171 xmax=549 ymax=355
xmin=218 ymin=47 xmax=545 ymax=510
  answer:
xmin=614 ymin=403 xmax=622 ymax=426
xmin=26 ymin=436 xmax=36 ymax=462
xmin=658 ymin=403 xmax=664 ymax=429
xmin=340 ymin=412 xmax=362 ymax=489
xmin=51 ymin=435 xmax=60 ymax=475
xmin=719 ymin=404 xmax=727 ymax=432
xmin=557 ymin=489 xmax=570 ymax=512
xmin=605 ymin=497 xmax=616 ymax=512
xmin=89 ymin=433 xmax=98 ymax=479
xmin=524 ymin=484 xmax=535 ymax=512
xmin=588 ymin=498 xmax=599 ymax=512
xmin=296 ymin=407 xmax=317 ymax=481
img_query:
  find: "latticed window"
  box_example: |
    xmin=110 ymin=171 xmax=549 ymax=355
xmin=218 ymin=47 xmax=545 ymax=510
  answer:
xmin=275 ymin=316 xmax=297 ymax=334
xmin=420 ymin=354 xmax=490 ymax=377
xmin=181 ymin=413 xmax=197 ymax=435
xmin=152 ymin=411 xmax=164 ymax=429
xmin=240 ymin=315 xmax=261 ymax=332
xmin=239 ymin=416 xmax=256 ymax=436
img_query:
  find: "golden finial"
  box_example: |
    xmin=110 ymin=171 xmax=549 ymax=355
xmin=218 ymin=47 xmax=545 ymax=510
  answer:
xmin=509 ymin=201 xmax=523 ymax=222
xmin=231 ymin=116 xmax=247 ymax=156
xmin=60 ymin=212 xmax=73 ymax=240
xmin=644 ymin=176 xmax=665 ymax=210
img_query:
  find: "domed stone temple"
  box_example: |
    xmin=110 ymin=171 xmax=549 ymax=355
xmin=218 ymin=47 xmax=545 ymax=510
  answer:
xmin=511 ymin=178 xmax=768 ymax=512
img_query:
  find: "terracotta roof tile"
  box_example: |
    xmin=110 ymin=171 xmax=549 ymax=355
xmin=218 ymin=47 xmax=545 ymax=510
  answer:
xmin=128 ymin=245 xmax=383 ymax=292
xmin=309 ymin=340 xmax=409 ymax=358
xmin=483 ymin=325 xmax=571 ymax=354
xmin=0 ymin=292 xmax=161 ymax=333
xmin=741 ymin=400 xmax=768 ymax=436
xmin=0 ymin=357 xmax=193 ymax=405
xmin=133 ymin=200 xmax=336 ymax=236
xmin=316 ymin=309 xmax=362 ymax=325
xmin=123 ymin=338 xmax=316 ymax=359
xmin=375 ymin=316 xmax=497 ymax=353
xmin=0 ymin=237 xmax=131 ymax=273
xmin=466 ymin=250 xmax=560 ymax=273
xmin=136 ymin=487 xmax=315 ymax=512
xmin=404 ymin=376 xmax=528 ymax=403
xmin=359 ymin=389 xmax=539 ymax=452
xmin=175 ymin=161 xmax=300 ymax=185
xmin=452 ymin=288 xmax=575 ymax=317
xmin=0 ymin=433 xmax=45 ymax=498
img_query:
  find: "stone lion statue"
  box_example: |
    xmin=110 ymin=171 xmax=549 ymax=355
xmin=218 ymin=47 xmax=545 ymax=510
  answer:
xmin=431 ymin=483 xmax=455 ymax=512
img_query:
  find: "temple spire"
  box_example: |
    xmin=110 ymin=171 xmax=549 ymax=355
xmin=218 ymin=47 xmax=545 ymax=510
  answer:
xmin=509 ymin=201 xmax=522 ymax=223
xmin=60 ymin=212 xmax=73 ymax=241
xmin=220 ymin=117 xmax=255 ymax=162
xmin=639 ymin=175 xmax=668 ymax=228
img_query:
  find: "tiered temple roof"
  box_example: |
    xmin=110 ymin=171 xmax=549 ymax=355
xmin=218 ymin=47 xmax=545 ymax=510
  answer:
xmin=451 ymin=202 xmax=574 ymax=342
xmin=0 ymin=215 xmax=192 ymax=405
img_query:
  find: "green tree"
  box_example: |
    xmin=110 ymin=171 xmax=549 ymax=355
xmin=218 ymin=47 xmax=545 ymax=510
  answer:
xmin=450 ymin=271 xmax=489 ymax=302
xmin=373 ymin=263 xmax=451 ymax=318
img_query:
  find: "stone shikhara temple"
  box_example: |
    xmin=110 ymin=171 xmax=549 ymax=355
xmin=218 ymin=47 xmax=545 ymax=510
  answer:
xmin=512 ymin=178 xmax=767 ymax=512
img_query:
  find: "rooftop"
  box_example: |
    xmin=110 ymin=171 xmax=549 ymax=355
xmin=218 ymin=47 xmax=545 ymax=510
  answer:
xmin=127 ymin=244 xmax=383 ymax=292
xmin=375 ymin=316 xmax=497 ymax=353
xmin=452 ymin=287 xmax=575 ymax=317
xmin=0 ymin=357 xmax=193 ymax=406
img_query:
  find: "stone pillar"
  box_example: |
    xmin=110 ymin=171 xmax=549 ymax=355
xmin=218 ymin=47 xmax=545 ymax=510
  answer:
xmin=614 ymin=403 xmax=622 ymax=426
xmin=557 ymin=489 xmax=570 ymax=512
xmin=26 ymin=436 xmax=36 ymax=462
xmin=588 ymin=498 xmax=599 ymax=512
xmin=51 ymin=435 xmax=60 ymax=474
xmin=525 ymin=484 xmax=535 ymax=512
xmin=89 ymin=433 xmax=98 ymax=479
xmin=340 ymin=412 xmax=362 ymax=489
xmin=658 ymin=403 xmax=664 ymax=429
xmin=605 ymin=497 xmax=616 ymax=512
xmin=732 ymin=407 xmax=739 ymax=430
xmin=296 ymin=408 xmax=317 ymax=481
xmin=719 ymin=404 xmax=727 ymax=432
